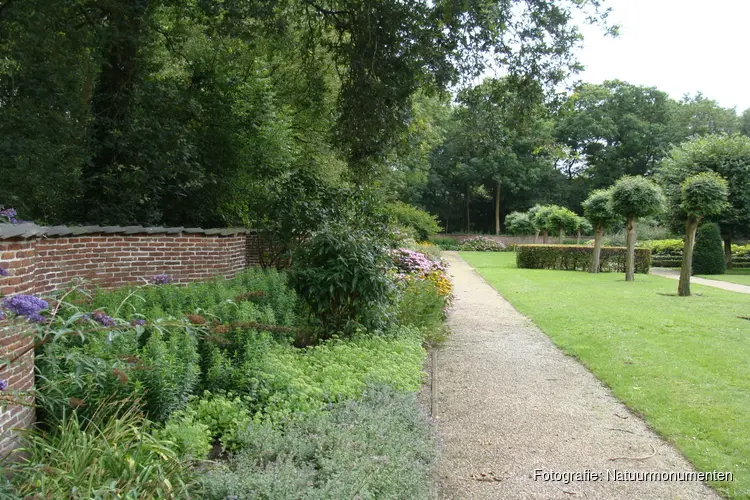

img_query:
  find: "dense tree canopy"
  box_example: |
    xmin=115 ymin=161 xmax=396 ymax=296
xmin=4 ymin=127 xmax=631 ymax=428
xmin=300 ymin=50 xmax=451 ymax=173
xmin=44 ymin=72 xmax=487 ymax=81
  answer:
xmin=0 ymin=0 xmax=615 ymax=227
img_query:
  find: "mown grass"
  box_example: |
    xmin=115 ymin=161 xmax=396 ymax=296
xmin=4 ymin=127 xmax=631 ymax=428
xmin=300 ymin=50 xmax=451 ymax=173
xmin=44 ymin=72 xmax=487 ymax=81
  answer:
xmin=696 ymin=268 xmax=750 ymax=286
xmin=460 ymin=252 xmax=750 ymax=499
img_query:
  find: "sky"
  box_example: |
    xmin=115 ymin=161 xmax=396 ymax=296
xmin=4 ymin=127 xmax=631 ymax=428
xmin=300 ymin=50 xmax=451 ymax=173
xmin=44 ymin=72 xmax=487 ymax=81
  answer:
xmin=574 ymin=0 xmax=750 ymax=112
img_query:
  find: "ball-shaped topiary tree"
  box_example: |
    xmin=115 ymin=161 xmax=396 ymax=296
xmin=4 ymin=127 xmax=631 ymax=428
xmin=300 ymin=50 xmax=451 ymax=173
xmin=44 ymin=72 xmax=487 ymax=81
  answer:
xmin=610 ymin=176 xmax=665 ymax=281
xmin=582 ymin=188 xmax=618 ymax=273
xmin=504 ymin=211 xmax=536 ymax=236
xmin=692 ymin=223 xmax=726 ymax=277
xmin=676 ymin=172 xmax=729 ymax=295
xmin=530 ymin=204 xmax=561 ymax=243
xmin=574 ymin=217 xmax=593 ymax=244
xmin=546 ymin=207 xmax=580 ymax=244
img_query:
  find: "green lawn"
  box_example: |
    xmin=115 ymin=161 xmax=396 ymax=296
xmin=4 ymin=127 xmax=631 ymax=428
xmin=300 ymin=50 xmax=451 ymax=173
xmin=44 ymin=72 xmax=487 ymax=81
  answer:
xmin=460 ymin=252 xmax=750 ymax=499
xmin=696 ymin=268 xmax=750 ymax=286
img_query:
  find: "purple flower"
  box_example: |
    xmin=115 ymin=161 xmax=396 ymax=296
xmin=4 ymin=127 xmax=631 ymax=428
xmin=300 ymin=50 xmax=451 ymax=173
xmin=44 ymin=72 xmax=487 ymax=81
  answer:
xmin=0 ymin=208 xmax=18 ymax=224
xmin=0 ymin=266 xmax=8 ymax=277
xmin=132 ymin=319 xmax=146 ymax=326
xmin=391 ymin=248 xmax=445 ymax=277
xmin=28 ymin=313 xmax=48 ymax=324
xmin=151 ymin=274 xmax=171 ymax=285
xmin=0 ymin=379 xmax=7 ymax=391
xmin=0 ymin=311 xmax=5 ymax=321
xmin=90 ymin=311 xmax=116 ymax=327
xmin=2 ymin=295 xmax=48 ymax=320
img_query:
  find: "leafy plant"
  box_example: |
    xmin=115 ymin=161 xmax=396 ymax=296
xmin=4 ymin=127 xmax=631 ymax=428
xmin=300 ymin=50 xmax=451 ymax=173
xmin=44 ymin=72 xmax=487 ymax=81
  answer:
xmin=459 ymin=236 xmax=506 ymax=252
xmin=199 ymin=385 xmax=435 ymax=500
xmin=154 ymin=407 xmax=213 ymax=461
xmin=6 ymin=399 xmax=194 ymax=498
xmin=136 ymin=328 xmax=201 ymax=422
xmin=291 ymin=223 xmax=397 ymax=339
xmin=383 ymin=201 xmax=442 ymax=241
xmin=504 ymin=211 xmax=536 ymax=235
xmin=189 ymin=392 xmax=252 ymax=452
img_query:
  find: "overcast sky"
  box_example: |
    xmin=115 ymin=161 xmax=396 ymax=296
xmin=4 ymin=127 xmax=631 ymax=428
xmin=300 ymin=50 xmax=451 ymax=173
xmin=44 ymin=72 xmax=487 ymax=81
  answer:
xmin=574 ymin=0 xmax=749 ymax=112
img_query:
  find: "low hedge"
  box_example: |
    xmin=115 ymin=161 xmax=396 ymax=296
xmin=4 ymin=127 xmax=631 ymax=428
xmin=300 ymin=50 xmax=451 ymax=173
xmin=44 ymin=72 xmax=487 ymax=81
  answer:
xmin=652 ymin=259 xmax=750 ymax=269
xmin=516 ymin=245 xmax=651 ymax=274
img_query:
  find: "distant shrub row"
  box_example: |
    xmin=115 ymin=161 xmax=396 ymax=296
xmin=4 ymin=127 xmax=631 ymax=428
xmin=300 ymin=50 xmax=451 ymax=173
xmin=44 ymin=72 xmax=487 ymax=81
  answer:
xmin=639 ymin=239 xmax=750 ymax=268
xmin=516 ymin=245 xmax=651 ymax=274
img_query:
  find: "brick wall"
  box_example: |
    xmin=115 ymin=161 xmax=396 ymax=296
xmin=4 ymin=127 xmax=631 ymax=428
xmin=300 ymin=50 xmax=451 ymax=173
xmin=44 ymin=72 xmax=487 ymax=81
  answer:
xmin=0 ymin=225 xmax=262 ymax=457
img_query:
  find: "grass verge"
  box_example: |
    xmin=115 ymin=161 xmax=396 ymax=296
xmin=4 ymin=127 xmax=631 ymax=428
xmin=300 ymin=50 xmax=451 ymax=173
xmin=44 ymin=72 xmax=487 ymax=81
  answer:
xmin=696 ymin=268 xmax=750 ymax=286
xmin=460 ymin=252 xmax=750 ymax=498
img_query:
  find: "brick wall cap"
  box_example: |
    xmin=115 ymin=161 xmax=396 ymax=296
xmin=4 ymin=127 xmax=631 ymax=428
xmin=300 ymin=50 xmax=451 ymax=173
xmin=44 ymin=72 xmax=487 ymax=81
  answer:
xmin=0 ymin=223 xmax=255 ymax=239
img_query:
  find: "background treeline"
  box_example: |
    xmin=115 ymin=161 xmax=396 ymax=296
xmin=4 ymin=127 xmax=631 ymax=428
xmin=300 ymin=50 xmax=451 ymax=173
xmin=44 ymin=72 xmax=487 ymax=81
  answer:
xmin=404 ymin=81 xmax=750 ymax=235
xmin=0 ymin=0 xmax=614 ymax=228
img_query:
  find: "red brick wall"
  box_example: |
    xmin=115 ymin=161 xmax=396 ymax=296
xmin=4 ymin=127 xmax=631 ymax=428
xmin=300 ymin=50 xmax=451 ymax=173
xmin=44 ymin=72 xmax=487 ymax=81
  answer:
xmin=0 ymin=228 xmax=261 ymax=457
xmin=33 ymin=234 xmax=248 ymax=294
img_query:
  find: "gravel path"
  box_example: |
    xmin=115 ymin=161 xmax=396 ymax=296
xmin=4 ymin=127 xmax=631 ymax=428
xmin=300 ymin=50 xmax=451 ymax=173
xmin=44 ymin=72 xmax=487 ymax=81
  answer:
xmin=434 ymin=252 xmax=720 ymax=500
xmin=650 ymin=267 xmax=750 ymax=294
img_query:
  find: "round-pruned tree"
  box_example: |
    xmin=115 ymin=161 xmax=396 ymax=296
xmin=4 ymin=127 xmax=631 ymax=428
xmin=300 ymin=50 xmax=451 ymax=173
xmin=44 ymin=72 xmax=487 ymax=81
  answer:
xmin=610 ymin=176 xmax=665 ymax=281
xmin=582 ymin=188 xmax=618 ymax=273
xmin=505 ymin=211 xmax=536 ymax=236
xmin=530 ymin=204 xmax=561 ymax=243
xmin=574 ymin=217 xmax=592 ymax=244
xmin=659 ymin=134 xmax=750 ymax=269
xmin=546 ymin=207 xmax=580 ymax=244
xmin=677 ymin=173 xmax=728 ymax=296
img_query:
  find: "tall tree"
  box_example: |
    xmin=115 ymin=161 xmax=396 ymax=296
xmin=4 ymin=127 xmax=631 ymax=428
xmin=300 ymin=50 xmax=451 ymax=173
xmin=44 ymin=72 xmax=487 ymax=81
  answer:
xmin=554 ymin=80 xmax=677 ymax=204
xmin=673 ymin=93 xmax=740 ymax=138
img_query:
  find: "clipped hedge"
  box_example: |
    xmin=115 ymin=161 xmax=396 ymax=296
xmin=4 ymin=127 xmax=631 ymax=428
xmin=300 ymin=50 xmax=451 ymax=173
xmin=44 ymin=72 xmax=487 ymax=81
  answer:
xmin=652 ymin=258 xmax=750 ymax=269
xmin=638 ymin=239 xmax=684 ymax=256
xmin=516 ymin=245 xmax=651 ymax=274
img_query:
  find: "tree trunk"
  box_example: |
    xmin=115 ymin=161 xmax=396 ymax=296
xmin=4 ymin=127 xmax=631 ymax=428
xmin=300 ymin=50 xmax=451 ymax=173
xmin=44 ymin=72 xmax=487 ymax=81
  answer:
xmin=494 ymin=181 xmax=501 ymax=236
xmin=577 ymin=229 xmax=582 ymax=245
xmin=724 ymin=237 xmax=733 ymax=270
xmin=465 ymin=186 xmax=471 ymax=233
xmin=558 ymin=228 xmax=565 ymax=244
xmin=590 ymin=225 xmax=604 ymax=273
xmin=678 ymin=218 xmax=699 ymax=297
xmin=541 ymin=230 xmax=548 ymax=244
xmin=625 ymin=216 xmax=636 ymax=281
xmin=83 ymin=0 xmax=150 ymax=223
xmin=534 ymin=230 xmax=539 ymax=244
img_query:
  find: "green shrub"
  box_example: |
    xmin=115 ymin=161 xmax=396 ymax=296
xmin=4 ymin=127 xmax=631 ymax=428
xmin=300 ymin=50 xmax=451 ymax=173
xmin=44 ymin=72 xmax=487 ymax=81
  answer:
xmin=505 ymin=211 xmax=536 ymax=235
xmin=459 ymin=236 xmax=506 ymax=252
xmin=137 ymin=328 xmax=201 ymax=422
xmin=291 ymin=223 xmax=397 ymax=338
xmin=154 ymin=407 xmax=213 ymax=461
xmin=692 ymin=223 xmax=726 ymax=275
xmin=638 ymin=239 xmax=684 ymax=256
xmin=413 ymin=241 xmax=442 ymax=260
xmin=396 ymin=278 xmax=445 ymax=339
xmin=384 ymin=202 xmax=442 ymax=241
xmin=516 ymin=245 xmax=651 ymax=273
xmin=189 ymin=392 xmax=252 ymax=452
xmin=7 ymin=400 xmax=194 ymax=498
xmin=199 ymin=385 xmax=435 ymax=500
xmin=91 ymin=267 xmax=300 ymax=329
xmin=430 ymin=236 xmax=461 ymax=250
xmin=239 ymin=327 xmax=425 ymax=424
